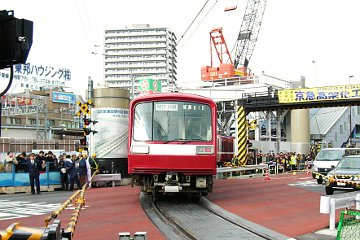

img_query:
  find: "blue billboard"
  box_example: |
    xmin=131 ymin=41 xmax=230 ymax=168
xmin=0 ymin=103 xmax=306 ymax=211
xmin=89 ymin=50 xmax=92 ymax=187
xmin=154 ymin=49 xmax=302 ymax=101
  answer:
xmin=52 ymin=91 xmax=76 ymax=104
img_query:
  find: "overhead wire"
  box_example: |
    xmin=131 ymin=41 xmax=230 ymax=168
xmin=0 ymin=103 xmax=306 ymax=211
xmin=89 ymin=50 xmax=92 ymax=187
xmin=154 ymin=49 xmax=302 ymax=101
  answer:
xmin=179 ymin=0 xmax=219 ymax=49
xmin=176 ymin=0 xmax=212 ymax=47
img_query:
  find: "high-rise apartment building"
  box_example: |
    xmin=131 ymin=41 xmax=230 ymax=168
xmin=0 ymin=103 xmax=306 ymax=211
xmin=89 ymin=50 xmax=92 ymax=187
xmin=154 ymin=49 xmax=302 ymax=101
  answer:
xmin=104 ymin=24 xmax=177 ymax=94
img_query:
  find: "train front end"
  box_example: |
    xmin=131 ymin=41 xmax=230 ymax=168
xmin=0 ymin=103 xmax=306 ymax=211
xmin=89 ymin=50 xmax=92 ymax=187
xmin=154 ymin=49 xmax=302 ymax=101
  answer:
xmin=128 ymin=93 xmax=217 ymax=197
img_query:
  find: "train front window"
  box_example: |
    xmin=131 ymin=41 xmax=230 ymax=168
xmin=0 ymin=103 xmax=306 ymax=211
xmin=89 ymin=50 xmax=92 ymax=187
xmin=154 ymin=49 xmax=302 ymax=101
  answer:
xmin=133 ymin=101 xmax=212 ymax=142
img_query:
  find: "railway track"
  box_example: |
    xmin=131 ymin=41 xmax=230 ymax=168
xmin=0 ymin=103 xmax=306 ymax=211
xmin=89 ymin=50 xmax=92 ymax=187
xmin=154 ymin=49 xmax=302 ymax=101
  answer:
xmin=140 ymin=193 xmax=289 ymax=240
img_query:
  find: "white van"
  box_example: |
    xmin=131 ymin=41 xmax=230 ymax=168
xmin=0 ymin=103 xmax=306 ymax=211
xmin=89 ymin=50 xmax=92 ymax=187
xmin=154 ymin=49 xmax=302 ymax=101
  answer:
xmin=312 ymin=148 xmax=360 ymax=184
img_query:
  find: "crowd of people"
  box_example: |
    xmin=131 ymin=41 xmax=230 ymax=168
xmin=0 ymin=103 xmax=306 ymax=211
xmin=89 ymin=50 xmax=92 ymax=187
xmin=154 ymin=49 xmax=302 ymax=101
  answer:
xmin=1 ymin=150 xmax=98 ymax=195
xmin=247 ymin=151 xmax=315 ymax=171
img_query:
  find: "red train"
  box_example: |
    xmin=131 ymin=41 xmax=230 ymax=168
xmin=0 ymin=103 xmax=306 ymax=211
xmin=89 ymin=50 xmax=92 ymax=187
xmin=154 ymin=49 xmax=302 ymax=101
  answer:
xmin=128 ymin=93 xmax=217 ymax=198
xmin=217 ymin=135 xmax=234 ymax=166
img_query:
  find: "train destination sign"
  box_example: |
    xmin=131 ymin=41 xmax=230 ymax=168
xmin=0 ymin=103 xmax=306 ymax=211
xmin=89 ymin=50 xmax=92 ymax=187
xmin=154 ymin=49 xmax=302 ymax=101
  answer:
xmin=278 ymin=84 xmax=360 ymax=104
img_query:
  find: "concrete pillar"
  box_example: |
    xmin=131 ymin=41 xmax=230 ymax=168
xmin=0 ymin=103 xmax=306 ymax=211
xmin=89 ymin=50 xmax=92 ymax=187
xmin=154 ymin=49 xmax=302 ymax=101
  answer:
xmin=290 ymin=109 xmax=310 ymax=154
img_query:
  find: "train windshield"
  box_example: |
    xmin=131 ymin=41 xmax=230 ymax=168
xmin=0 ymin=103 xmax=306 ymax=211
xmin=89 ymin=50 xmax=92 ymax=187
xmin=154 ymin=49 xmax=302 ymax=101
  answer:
xmin=133 ymin=101 xmax=212 ymax=142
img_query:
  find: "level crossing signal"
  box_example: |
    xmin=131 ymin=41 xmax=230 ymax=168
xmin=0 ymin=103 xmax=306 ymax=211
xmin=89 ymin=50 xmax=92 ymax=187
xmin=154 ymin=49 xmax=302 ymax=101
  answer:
xmin=82 ymin=117 xmax=98 ymax=135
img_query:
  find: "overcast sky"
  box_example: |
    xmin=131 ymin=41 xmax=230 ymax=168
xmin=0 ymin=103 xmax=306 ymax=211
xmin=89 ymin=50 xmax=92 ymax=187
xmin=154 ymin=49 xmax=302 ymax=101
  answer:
xmin=1 ymin=0 xmax=360 ymax=97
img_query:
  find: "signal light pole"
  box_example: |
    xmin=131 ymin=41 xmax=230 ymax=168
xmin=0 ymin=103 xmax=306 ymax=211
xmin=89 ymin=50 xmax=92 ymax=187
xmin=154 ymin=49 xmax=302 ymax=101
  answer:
xmin=349 ymin=75 xmax=354 ymax=146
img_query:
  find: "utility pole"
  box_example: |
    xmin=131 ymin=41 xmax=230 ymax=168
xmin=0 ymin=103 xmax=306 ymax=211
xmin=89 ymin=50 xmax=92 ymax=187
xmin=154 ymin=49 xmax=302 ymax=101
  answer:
xmin=131 ymin=71 xmax=134 ymax=99
xmin=349 ymin=75 xmax=354 ymax=145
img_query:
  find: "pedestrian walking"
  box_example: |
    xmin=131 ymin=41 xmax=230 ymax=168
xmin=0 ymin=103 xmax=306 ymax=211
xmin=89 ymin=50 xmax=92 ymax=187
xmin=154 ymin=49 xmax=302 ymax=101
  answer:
xmin=27 ymin=153 xmax=42 ymax=194
xmin=4 ymin=152 xmax=18 ymax=173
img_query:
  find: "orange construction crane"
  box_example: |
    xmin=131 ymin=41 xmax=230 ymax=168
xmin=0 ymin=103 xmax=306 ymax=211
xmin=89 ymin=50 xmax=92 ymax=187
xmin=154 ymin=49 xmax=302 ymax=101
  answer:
xmin=201 ymin=0 xmax=268 ymax=82
xmin=201 ymin=28 xmax=237 ymax=81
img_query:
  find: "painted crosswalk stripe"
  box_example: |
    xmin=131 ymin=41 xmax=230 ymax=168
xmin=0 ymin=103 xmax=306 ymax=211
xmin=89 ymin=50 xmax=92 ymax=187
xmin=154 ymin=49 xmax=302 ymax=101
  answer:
xmin=0 ymin=200 xmax=61 ymax=221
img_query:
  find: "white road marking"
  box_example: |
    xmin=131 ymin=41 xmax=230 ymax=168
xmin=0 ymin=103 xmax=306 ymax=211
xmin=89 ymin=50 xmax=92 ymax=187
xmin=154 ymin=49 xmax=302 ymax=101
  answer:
xmin=288 ymin=180 xmax=320 ymax=187
xmin=0 ymin=200 xmax=61 ymax=221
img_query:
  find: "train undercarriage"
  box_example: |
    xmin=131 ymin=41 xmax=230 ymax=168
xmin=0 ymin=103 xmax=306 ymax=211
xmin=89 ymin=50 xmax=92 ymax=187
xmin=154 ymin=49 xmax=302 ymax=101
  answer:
xmin=132 ymin=173 xmax=214 ymax=200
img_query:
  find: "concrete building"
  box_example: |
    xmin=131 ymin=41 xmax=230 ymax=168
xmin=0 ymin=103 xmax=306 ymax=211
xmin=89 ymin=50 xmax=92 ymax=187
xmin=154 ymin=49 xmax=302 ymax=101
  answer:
xmin=103 ymin=24 xmax=177 ymax=95
xmin=1 ymin=90 xmax=83 ymax=140
xmin=310 ymin=106 xmax=360 ymax=148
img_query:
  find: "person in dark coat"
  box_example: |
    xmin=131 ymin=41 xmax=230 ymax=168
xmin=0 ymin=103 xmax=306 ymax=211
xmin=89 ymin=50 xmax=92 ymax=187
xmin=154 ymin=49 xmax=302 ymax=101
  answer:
xmin=57 ymin=155 xmax=70 ymax=191
xmin=27 ymin=153 xmax=42 ymax=194
xmin=66 ymin=154 xmax=81 ymax=191
xmin=16 ymin=152 xmax=27 ymax=172
xmin=78 ymin=154 xmax=88 ymax=188
xmin=45 ymin=151 xmax=57 ymax=171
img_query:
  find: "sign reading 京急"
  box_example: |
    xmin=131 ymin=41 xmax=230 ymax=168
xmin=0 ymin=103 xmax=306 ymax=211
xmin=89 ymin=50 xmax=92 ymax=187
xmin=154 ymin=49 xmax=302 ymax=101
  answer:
xmin=278 ymin=84 xmax=360 ymax=103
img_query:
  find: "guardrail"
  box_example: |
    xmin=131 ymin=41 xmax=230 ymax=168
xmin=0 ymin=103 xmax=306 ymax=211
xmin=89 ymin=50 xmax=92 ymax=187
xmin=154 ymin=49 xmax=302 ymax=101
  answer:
xmin=216 ymin=164 xmax=267 ymax=178
xmin=92 ymin=173 xmax=121 ymax=187
xmin=320 ymin=192 xmax=360 ymax=230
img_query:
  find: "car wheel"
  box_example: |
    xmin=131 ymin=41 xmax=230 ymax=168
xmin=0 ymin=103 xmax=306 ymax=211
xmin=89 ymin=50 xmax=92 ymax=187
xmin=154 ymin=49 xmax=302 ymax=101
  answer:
xmin=317 ymin=178 xmax=323 ymax=184
xmin=325 ymin=186 xmax=334 ymax=195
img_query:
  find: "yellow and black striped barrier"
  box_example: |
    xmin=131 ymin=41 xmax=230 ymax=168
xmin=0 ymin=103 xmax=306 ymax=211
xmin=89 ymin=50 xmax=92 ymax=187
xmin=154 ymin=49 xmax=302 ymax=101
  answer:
xmin=236 ymin=105 xmax=247 ymax=167
xmin=44 ymin=190 xmax=82 ymax=227
xmin=61 ymin=169 xmax=99 ymax=240
xmin=0 ymin=223 xmax=44 ymax=240
xmin=0 ymin=219 xmax=61 ymax=240
xmin=0 ymin=169 xmax=99 ymax=240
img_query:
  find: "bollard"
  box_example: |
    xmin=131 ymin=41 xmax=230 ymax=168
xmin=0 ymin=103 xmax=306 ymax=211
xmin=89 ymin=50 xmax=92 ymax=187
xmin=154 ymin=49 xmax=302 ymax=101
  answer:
xmin=134 ymin=232 xmax=147 ymax=240
xmin=119 ymin=232 xmax=131 ymax=240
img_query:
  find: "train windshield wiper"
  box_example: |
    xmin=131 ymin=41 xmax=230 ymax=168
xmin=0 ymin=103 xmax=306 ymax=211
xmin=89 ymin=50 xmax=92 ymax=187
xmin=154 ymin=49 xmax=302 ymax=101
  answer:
xmin=163 ymin=138 xmax=188 ymax=144
xmin=163 ymin=138 xmax=207 ymax=144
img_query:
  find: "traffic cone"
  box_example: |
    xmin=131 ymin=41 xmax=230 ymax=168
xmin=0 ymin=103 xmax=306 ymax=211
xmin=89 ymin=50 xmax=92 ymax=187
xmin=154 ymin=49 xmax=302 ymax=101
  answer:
xmin=264 ymin=168 xmax=271 ymax=180
xmin=306 ymin=165 xmax=310 ymax=176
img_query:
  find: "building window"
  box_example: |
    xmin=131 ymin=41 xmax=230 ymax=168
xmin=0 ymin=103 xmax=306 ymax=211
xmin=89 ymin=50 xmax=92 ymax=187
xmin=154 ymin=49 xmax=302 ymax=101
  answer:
xmin=10 ymin=118 xmax=21 ymax=125
xmin=340 ymin=125 xmax=344 ymax=134
xmin=29 ymin=119 xmax=37 ymax=125
xmin=357 ymin=106 xmax=360 ymax=115
xmin=46 ymin=120 xmax=55 ymax=127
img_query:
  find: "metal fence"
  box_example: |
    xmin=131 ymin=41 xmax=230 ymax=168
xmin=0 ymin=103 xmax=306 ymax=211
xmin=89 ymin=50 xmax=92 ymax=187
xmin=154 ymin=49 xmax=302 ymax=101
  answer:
xmin=337 ymin=209 xmax=360 ymax=240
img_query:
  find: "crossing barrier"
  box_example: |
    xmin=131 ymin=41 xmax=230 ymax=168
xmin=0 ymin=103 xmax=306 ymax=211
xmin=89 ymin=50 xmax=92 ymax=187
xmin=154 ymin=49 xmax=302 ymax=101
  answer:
xmin=0 ymin=219 xmax=61 ymax=240
xmin=61 ymin=169 xmax=99 ymax=240
xmin=216 ymin=164 xmax=267 ymax=178
xmin=0 ymin=170 xmax=99 ymax=240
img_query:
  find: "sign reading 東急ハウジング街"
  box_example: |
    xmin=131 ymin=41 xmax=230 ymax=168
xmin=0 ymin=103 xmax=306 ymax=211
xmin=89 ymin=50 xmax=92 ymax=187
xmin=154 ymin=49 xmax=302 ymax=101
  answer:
xmin=278 ymin=84 xmax=360 ymax=104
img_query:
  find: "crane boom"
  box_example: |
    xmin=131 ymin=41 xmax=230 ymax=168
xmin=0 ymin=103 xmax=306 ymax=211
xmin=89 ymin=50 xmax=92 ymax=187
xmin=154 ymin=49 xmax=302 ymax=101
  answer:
xmin=233 ymin=0 xmax=267 ymax=69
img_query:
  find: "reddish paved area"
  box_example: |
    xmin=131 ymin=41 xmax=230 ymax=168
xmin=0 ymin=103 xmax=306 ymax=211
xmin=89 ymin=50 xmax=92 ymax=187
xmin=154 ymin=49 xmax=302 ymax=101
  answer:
xmin=0 ymin=187 xmax=165 ymax=240
xmin=0 ymin=173 xmax=338 ymax=239
xmin=208 ymin=172 xmax=338 ymax=238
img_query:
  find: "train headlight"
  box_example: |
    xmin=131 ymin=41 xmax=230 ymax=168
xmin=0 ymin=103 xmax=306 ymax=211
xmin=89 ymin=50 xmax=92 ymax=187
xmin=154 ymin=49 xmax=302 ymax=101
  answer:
xmin=196 ymin=146 xmax=214 ymax=155
xmin=131 ymin=145 xmax=149 ymax=154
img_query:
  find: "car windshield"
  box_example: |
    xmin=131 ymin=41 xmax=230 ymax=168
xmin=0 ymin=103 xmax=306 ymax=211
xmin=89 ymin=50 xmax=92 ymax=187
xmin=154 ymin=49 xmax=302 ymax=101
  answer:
xmin=336 ymin=157 xmax=360 ymax=169
xmin=316 ymin=150 xmax=343 ymax=161
xmin=133 ymin=101 xmax=212 ymax=142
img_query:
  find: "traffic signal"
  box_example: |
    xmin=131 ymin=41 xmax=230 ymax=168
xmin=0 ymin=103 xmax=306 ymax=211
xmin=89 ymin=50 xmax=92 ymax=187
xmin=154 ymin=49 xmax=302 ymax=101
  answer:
xmin=83 ymin=117 xmax=98 ymax=126
xmin=83 ymin=117 xmax=98 ymax=135
xmin=83 ymin=127 xmax=98 ymax=135
xmin=80 ymin=136 xmax=87 ymax=145
xmin=0 ymin=10 xmax=33 ymax=69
